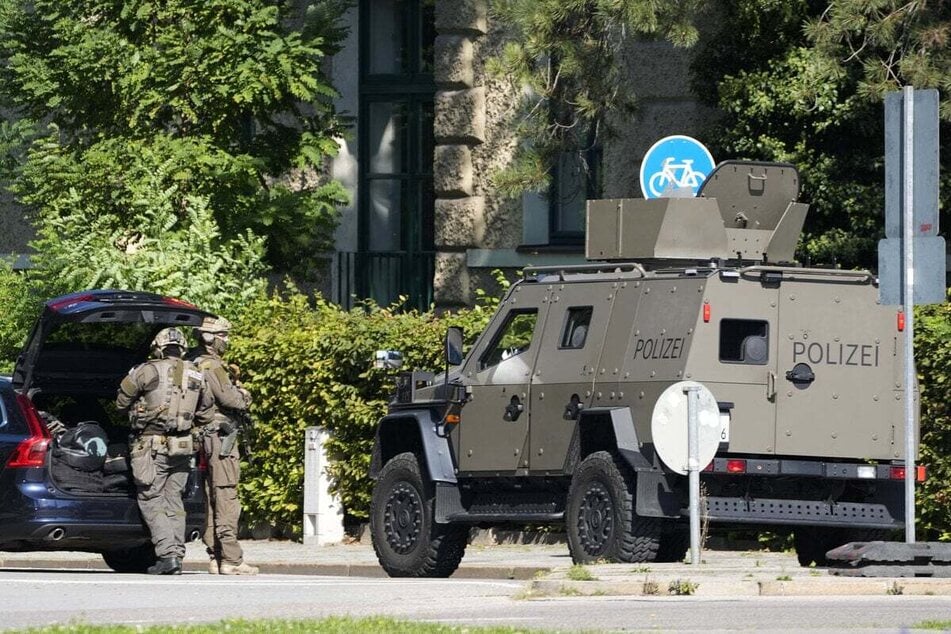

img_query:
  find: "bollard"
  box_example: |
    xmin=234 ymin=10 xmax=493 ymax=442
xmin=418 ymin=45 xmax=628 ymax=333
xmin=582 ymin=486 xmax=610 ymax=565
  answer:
xmin=303 ymin=426 xmax=344 ymax=545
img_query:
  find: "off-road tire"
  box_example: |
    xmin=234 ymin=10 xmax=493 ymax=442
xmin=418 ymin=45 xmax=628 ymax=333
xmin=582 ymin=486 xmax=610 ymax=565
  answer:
xmin=566 ymin=451 xmax=661 ymax=564
xmin=655 ymin=526 xmax=690 ymax=563
xmin=102 ymin=542 xmax=157 ymax=573
xmin=370 ymin=452 xmax=468 ymax=577
xmin=794 ymin=526 xmax=845 ymax=567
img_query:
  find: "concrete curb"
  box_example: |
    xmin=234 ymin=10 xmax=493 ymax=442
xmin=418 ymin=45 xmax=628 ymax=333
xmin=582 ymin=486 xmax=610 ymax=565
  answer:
xmin=0 ymin=558 xmax=550 ymax=581
xmin=528 ymin=575 xmax=951 ymax=597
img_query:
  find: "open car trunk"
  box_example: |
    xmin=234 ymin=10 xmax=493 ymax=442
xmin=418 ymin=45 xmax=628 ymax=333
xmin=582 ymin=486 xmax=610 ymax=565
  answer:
xmin=14 ymin=290 xmax=214 ymax=497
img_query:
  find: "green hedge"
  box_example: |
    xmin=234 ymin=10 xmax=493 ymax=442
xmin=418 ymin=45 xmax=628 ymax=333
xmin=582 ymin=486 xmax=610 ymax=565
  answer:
xmin=916 ymin=296 xmax=951 ymax=541
xmin=227 ymin=285 xmax=499 ymax=536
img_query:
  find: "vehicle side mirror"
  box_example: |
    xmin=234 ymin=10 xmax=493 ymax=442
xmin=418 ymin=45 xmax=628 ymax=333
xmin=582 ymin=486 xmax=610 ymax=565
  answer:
xmin=374 ymin=350 xmax=403 ymax=370
xmin=445 ymin=327 xmax=464 ymax=366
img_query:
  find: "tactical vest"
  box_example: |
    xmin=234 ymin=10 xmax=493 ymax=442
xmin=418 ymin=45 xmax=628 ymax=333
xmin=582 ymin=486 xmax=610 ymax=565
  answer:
xmin=132 ymin=358 xmax=204 ymax=433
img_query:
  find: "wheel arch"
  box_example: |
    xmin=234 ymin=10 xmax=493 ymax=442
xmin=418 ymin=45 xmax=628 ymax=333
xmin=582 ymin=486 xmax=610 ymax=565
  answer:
xmin=370 ymin=409 xmax=457 ymax=484
xmin=570 ymin=407 xmax=681 ymax=519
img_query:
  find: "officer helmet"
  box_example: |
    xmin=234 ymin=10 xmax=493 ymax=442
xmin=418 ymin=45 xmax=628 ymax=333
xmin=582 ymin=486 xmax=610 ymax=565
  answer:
xmin=195 ymin=315 xmax=232 ymax=355
xmin=151 ymin=327 xmax=187 ymax=358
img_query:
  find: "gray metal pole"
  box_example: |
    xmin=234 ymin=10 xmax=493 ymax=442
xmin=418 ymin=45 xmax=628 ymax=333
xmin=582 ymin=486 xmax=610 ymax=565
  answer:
xmin=901 ymin=86 xmax=916 ymax=544
xmin=685 ymin=385 xmax=701 ymax=564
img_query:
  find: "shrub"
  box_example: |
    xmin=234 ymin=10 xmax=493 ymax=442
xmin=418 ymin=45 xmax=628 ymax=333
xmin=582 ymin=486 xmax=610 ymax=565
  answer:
xmin=915 ymin=297 xmax=951 ymax=541
xmin=227 ymin=284 xmax=498 ymax=536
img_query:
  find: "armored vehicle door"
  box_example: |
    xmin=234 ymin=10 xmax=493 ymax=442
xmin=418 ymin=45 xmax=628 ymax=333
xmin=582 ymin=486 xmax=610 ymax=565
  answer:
xmin=457 ymin=282 xmax=551 ymax=474
xmin=528 ymin=283 xmax=613 ymax=473
xmin=687 ymin=271 xmax=779 ymax=456
xmin=775 ymin=273 xmax=898 ymax=460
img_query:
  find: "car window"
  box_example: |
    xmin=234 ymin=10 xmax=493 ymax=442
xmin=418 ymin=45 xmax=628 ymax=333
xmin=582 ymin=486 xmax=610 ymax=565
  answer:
xmin=44 ymin=321 xmax=156 ymax=352
xmin=560 ymin=307 xmax=593 ymax=349
xmin=719 ymin=319 xmax=769 ymax=365
xmin=0 ymin=384 xmax=26 ymax=434
xmin=480 ymin=310 xmax=538 ymax=371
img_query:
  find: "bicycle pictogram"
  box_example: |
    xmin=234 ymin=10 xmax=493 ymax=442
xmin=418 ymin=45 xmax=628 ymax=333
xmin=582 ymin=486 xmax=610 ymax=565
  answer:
xmin=639 ymin=135 xmax=715 ymax=199
xmin=647 ymin=157 xmax=708 ymax=197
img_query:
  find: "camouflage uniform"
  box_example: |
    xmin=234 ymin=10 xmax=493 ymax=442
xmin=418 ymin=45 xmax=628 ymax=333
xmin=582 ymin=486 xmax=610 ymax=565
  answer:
xmin=116 ymin=328 xmax=213 ymax=575
xmin=188 ymin=316 xmax=257 ymax=575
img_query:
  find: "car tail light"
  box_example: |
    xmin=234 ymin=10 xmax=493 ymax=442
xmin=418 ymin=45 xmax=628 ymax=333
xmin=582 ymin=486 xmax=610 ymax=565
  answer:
xmin=162 ymin=296 xmax=197 ymax=309
xmin=890 ymin=465 xmax=926 ymax=482
xmin=47 ymin=293 xmax=96 ymax=312
xmin=6 ymin=394 xmax=51 ymax=468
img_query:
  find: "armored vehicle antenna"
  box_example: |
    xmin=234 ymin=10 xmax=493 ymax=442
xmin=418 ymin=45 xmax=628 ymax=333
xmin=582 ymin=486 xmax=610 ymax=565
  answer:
xmin=586 ymin=161 xmax=808 ymax=267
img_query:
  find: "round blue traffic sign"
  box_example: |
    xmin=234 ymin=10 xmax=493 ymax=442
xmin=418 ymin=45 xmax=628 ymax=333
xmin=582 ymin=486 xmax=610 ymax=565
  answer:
xmin=639 ymin=135 xmax=715 ymax=199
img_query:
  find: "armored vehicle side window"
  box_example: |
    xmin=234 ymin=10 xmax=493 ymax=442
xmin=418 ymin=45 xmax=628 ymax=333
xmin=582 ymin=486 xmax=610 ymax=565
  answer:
xmin=560 ymin=306 xmax=593 ymax=349
xmin=480 ymin=310 xmax=538 ymax=370
xmin=719 ymin=319 xmax=769 ymax=365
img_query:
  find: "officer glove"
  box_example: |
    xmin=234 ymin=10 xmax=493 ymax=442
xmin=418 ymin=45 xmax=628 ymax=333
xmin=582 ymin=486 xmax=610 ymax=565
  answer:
xmin=218 ymin=420 xmax=237 ymax=436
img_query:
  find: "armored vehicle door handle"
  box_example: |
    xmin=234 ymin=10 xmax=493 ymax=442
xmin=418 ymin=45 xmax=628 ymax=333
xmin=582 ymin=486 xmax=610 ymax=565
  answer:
xmin=767 ymin=371 xmax=776 ymax=401
xmin=563 ymin=394 xmax=584 ymax=421
xmin=503 ymin=395 xmax=524 ymax=422
xmin=785 ymin=363 xmax=815 ymax=386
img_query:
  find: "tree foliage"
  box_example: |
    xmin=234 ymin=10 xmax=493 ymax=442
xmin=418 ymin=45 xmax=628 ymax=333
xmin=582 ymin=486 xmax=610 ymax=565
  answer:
xmin=693 ymin=0 xmax=950 ymax=268
xmin=487 ymin=0 xmax=703 ymax=195
xmin=0 ymin=0 xmax=350 ymax=289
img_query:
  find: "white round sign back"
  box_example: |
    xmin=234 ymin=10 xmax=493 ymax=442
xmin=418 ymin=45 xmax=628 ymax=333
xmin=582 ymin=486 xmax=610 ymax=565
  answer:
xmin=650 ymin=381 xmax=720 ymax=475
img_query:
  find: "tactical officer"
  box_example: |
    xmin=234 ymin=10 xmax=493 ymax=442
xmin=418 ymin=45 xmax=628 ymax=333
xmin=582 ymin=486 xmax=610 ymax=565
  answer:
xmin=116 ymin=327 xmax=213 ymax=575
xmin=188 ymin=316 xmax=258 ymax=576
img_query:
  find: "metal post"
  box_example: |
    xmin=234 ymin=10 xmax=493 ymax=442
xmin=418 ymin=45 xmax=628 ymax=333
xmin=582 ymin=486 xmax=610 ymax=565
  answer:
xmin=901 ymin=86 xmax=916 ymax=544
xmin=685 ymin=385 xmax=701 ymax=564
xmin=303 ymin=426 xmax=345 ymax=546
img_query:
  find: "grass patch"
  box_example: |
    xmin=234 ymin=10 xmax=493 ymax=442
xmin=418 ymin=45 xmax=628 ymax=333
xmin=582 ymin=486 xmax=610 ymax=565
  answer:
xmin=566 ymin=564 xmax=596 ymax=581
xmin=667 ymin=579 xmax=699 ymax=595
xmin=912 ymin=621 xmax=951 ymax=630
xmin=13 ymin=617 xmax=555 ymax=634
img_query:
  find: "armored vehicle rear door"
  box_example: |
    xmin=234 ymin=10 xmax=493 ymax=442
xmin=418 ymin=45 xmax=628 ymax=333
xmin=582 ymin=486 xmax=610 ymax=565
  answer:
xmin=687 ymin=271 xmax=779 ymax=456
xmin=775 ymin=274 xmax=898 ymax=460
xmin=457 ymin=283 xmax=551 ymax=474
xmin=528 ymin=282 xmax=612 ymax=473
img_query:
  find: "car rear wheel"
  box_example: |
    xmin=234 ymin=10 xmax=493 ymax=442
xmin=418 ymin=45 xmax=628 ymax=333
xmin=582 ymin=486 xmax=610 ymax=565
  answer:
xmin=566 ymin=451 xmax=661 ymax=564
xmin=102 ymin=542 xmax=156 ymax=573
xmin=370 ymin=452 xmax=468 ymax=577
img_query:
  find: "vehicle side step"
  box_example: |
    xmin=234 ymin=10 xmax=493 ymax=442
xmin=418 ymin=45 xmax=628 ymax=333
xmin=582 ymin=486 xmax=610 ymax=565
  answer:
xmin=435 ymin=482 xmax=564 ymax=524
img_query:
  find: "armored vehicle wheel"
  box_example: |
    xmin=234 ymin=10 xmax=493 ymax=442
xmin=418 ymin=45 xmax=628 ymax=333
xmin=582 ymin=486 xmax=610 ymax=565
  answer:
xmin=102 ymin=542 xmax=157 ymax=573
xmin=370 ymin=452 xmax=468 ymax=577
xmin=793 ymin=526 xmax=844 ymax=567
xmin=566 ymin=451 xmax=661 ymax=564
xmin=655 ymin=526 xmax=690 ymax=563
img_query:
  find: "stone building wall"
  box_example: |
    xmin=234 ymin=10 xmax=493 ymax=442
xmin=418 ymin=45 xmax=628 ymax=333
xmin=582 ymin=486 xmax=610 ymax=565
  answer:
xmin=430 ymin=2 xmax=718 ymax=307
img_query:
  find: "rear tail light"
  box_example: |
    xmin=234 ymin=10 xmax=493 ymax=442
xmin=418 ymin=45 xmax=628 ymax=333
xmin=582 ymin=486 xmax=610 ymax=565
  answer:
xmin=6 ymin=394 xmax=51 ymax=468
xmin=47 ymin=293 xmax=96 ymax=312
xmin=726 ymin=459 xmax=747 ymax=474
xmin=890 ymin=465 xmax=926 ymax=482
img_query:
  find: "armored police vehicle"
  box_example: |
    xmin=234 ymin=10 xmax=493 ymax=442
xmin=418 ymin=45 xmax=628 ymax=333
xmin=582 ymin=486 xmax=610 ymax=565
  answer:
xmin=369 ymin=161 xmax=917 ymax=577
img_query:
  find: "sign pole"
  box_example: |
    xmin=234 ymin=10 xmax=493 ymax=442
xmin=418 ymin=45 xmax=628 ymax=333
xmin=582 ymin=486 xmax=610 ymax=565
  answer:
xmin=685 ymin=385 xmax=701 ymax=564
xmin=901 ymin=86 xmax=916 ymax=544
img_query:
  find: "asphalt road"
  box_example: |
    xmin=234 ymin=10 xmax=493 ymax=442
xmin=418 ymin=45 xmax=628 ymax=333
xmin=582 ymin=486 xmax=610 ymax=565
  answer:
xmin=2 ymin=569 xmax=950 ymax=633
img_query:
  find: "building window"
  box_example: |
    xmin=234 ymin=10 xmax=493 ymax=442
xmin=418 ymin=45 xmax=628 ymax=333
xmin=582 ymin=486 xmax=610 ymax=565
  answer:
xmin=357 ymin=0 xmax=435 ymax=309
xmin=548 ymin=147 xmax=601 ymax=246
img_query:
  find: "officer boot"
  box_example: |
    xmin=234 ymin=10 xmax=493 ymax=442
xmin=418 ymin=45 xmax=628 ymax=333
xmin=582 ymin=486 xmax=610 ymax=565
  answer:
xmin=208 ymin=557 xmax=219 ymax=574
xmin=147 ymin=557 xmax=183 ymax=575
xmin=218 ymin=561 xmax=259 ymax=576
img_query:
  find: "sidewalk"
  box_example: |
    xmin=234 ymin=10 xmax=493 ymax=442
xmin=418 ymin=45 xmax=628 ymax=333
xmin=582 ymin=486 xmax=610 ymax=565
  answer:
xmin=3 ymin=539 xmax=951 ymax=596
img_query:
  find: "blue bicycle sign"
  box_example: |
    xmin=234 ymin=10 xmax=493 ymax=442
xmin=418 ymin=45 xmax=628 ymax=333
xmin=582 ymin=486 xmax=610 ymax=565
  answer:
xmin=639 ymin=135 xmax=715 ymax=199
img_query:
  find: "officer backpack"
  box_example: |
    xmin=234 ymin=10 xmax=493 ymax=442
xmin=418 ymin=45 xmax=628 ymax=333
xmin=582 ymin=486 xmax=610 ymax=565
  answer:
xmin=131 ymin=358 xmax=204 ymax=433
